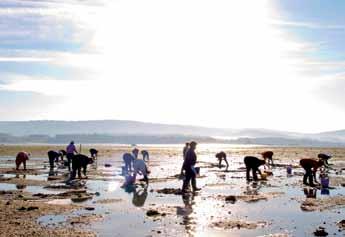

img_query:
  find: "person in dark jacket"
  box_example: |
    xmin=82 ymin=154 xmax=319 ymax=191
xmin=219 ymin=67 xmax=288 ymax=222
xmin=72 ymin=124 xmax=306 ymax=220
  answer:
xmin=89 ymin=148 xmax=98 ymax=159
xmin=181 ymin=141 xmax=201 ymax=193
xmin=70 ymin=154 xmax=94 ymax=179
xmin=300 ymin=158 xmax=324 ymax=187
xmin=47 ymin=150 xmax=64 ymax=169
xmin=215 ymin=151 xmax=229 ymax=170
xmin=317 ymin=153 xmax=332 ymax=166
xmin=244 ymin=156 xmax=265 ymax=181
xmin=261 ymin=151 xmax=274 ymax=166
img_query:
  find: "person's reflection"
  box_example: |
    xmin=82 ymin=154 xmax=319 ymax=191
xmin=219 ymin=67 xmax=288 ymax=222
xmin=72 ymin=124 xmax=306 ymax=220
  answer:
xmin=303 ymin=187 xmax=317 ymax=198
xmin=132 ymin=186 xmax=148 ymax=207
xmin=244 ymin=182 xmax=260 ymax=195
xmin=176 ymin=193 xmax=195 ymax=236
xmin=321 ymin=188 xmax=330 ymax=195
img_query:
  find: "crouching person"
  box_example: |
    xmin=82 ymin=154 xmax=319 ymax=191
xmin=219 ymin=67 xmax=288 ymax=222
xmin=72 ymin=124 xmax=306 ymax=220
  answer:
xmin=244 ymin=156 xmax=265 ymax=181
xmin=70 ymin=154 xmax=94 ymax=180
xmin=16 ymin=152 xmax=30 ymax=170
xmin=300 ymin=158 xmax=324 ymax=187
xmin=133 ymin=158 xmax=149 ymax=185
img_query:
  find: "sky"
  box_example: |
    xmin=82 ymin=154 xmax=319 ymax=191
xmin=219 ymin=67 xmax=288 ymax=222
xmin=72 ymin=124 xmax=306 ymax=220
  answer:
xmin=0 ymin=0 xmax=345 ymax=133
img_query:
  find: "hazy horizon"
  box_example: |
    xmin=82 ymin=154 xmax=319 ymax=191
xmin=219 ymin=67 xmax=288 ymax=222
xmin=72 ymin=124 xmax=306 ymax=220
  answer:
xmin=1 ymin=1 xmax=345 ymax=133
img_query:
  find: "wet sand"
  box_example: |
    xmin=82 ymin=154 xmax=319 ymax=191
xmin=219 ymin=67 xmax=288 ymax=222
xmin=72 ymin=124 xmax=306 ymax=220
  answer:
xmin=0 ymin=144 xmax=344 ymax=237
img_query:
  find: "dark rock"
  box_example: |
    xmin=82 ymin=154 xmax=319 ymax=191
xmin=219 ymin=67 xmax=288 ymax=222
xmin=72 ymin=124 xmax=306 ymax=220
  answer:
xmin=156 ymin=188 xmax=183 ymax=195
xmin=85 ymin=207 xmax=95 ymax=211
xmin=314 ymin=227 xmax=328 ymax=236
xmin=225 ymin=195 xmax=237 ymax=204
xmin=27 ymin=206 xmax=39 ymax=211
xmin=146 ymin=210 xmax=160 ymax=216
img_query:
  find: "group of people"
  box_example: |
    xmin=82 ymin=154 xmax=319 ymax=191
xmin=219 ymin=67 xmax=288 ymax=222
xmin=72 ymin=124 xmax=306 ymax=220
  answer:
xmin=14 ymin=141 xmax=335 ymax=191
xmin=122 ymin=147 xmax=150 ymax=185
xmin=15 ymin=141 xmax=98 ymax=180
xmin=180 ymin=142 xmax=334 ymax=193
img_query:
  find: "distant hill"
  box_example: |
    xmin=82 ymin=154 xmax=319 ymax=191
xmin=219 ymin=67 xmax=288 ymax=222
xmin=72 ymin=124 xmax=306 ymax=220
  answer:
xmin=0 ymin=120 xmax=294 ymax=137
xmin=0 ymin=120 xmax=344 ymax=146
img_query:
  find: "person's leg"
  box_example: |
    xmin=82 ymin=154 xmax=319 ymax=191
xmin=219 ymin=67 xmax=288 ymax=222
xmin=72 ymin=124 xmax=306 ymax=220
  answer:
xmin=49 ymin=155 xmax=54 ymax=169
xmin=182 ymin=171 xmax=192 ymax=191
xmin=67 ymin=154 xmax=72 ymax=171
xmin=16 ymin=159 xmax=20 ymax=170
xmin=191 ymin=172 xmax=198 ymax=191
xmin=307 ymin=169 xmax=314 ymax=186
xmin=252 ymin=167 xmax=258 ymax=181
xmin=82 ymin=164 xmax=87 ymax=176
xmin=224 ymin=158 xmax=229 ymax=170
xmin=23 ymin=160 xmax=26 ymax=170
xmin=71 ymin=158 xmax=78 ymax=179
xmin=246 ymin=166 xmax=251 ymax=181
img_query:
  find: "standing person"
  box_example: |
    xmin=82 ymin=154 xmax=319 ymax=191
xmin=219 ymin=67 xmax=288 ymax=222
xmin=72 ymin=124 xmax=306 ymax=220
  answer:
xmin=183 ymin=142 xmax=189 ymax=160
xmin=66 ymin=141 xmax=78 ymax=171
xmin=215 ymin=151 xmax=229 ymax=170
xmin=300 ymin=158 xmax=324 ymax=187
xmin=141 ymin=150 xmax=149 ymax=162
xmin=15 ymin=152 xmax=30 ymax=170
xmin=181 ymin=141 xmax=201 ymax=193
xmin=244 ymin=156 xmax=265 ymax=181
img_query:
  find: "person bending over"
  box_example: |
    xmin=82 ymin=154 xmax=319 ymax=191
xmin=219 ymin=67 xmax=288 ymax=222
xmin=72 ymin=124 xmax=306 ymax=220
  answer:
xmin=70 ymin=154 xmax=94 ymax=179
xmin=244 ymin=156 xmax=265 ymax=181
xmin=300 ymin=158 xmax=324 ymax=187
xmin=89 ymin=148 xmax=98 ymax=159
xmin=16 ymin=152 xmax=30 ymax=170
xmin=133 ymin=158 xmax=149 ymax=184
xmin=47 ymin=150 xmax=64 ymax=169
xmin=215 ymin=151 xmax=229 ymax=170
xmin=261 ymin=151 xmax=274 ymax=166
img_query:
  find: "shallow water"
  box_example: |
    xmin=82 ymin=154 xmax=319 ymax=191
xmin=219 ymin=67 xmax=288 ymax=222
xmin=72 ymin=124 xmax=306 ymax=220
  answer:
xmin=2 ymin=146 xmax=345 ymax=236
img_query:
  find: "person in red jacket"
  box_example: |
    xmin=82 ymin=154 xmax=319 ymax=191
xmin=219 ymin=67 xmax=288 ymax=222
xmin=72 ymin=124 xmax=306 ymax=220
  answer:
xmin=299 ymin=158 xmax=325 ymax=187
xmin=16 ymin=152 xmax=30 ymax=170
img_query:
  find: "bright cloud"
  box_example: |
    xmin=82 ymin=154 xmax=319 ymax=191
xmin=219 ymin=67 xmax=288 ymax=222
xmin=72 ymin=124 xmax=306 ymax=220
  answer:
xmin=1 ymin=0 xmax=345 ymax=132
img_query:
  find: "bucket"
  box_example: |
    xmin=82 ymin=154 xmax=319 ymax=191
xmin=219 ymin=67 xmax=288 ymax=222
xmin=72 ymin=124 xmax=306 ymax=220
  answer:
xmin=321 ymin=177 xmax=329 ymax=188
xmin=261 ymin=173 xmax=267 ymax=180
xmin=287 ymin=166 xmax=292 ymax=175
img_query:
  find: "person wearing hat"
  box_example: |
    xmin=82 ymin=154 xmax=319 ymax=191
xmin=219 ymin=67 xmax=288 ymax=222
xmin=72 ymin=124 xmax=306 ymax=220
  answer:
xmin=181 ymin=141 xmax=201 ymax=193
